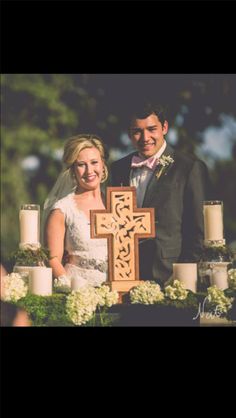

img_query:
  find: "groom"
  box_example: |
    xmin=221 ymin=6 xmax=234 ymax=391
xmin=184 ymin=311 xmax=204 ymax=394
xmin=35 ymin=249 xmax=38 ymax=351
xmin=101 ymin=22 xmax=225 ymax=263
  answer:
xmin=111 ymin=101 xmax=211 ymax=285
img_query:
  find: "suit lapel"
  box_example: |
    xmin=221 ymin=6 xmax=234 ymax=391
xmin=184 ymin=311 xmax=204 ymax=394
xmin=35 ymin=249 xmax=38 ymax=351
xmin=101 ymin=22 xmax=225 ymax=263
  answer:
xmin=118 ymin=153 xmax=136 ymax=186
xmin=142 ymin=144 xmax=175 ymax=207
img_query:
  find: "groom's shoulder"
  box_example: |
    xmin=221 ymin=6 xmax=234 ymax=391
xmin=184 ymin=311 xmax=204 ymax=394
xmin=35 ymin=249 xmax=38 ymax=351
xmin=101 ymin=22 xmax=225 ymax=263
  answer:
xmin=111 ymin=152 xmax=136 ymax=170
xmin=174 ymin=149 xmax=207 ymax=170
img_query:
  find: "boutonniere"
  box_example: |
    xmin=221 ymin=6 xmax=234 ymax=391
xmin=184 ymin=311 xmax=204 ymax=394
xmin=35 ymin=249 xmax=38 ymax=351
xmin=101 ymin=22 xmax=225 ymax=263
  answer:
xmin=156 ymin=155 xmax=174 ymax=179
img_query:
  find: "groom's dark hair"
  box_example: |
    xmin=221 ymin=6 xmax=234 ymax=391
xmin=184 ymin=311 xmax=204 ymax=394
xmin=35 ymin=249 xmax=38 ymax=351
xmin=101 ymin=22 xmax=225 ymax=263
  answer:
xmin=128 ymin=100 xmax=168 ymax=127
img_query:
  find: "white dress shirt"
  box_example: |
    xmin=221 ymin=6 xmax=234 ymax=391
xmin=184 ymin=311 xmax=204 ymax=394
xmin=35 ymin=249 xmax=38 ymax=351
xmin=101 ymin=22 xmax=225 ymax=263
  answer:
xmin=130 ymin=140 xmax=167 ymax=207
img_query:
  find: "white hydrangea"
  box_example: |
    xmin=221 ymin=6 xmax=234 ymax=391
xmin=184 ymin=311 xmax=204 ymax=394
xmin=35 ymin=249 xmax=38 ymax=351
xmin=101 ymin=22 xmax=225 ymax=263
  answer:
xmin=156 ymin=155 xmax=175 ymax=179
xmin=130 ymin=281 xmax=164 ymax=305
xmin=2 ymin=272 xmax=28 ymax=302
xmin=159 ymin=155 xmax=174 ymax=167
xmin=66 ymin=286 xmax=98 ymax=326
xmin=164 ymin=280 xmax=189 ymax=300
xmin=228 ymin=269 xmax=236 ymax=290
xmin=207 ymin=285 xmax=233 ymax=314
xmin=95 ymin=285 xmax=119 ymax=307
xmin=54 ymin=275 xmax=71 ymax=293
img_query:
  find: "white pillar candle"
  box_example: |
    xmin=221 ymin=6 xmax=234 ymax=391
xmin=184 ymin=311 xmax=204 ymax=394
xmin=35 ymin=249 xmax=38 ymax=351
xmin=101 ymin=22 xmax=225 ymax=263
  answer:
xmin=19 ymin=205 xmax=40 ymax=245
xmin=173 ymin=263 xmax=198 ymax=293
xmin=210 ymin=263 xmax=229 ymax=290
xmin=29 ymin=267 xmax=52 ymax=296
xmin=203 ymin=202 xmax=224 ymax=241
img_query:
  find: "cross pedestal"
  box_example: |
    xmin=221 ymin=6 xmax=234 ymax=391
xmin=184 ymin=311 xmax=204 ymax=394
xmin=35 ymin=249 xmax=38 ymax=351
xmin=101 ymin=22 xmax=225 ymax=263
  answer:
xmin=90 ymin=187 xmax=155 ymax=300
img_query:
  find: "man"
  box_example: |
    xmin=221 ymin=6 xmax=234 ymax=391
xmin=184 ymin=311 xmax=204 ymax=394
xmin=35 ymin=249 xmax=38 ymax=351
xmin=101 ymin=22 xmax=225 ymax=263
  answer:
xmin=111 ymin=101 xmax=211 ymax=285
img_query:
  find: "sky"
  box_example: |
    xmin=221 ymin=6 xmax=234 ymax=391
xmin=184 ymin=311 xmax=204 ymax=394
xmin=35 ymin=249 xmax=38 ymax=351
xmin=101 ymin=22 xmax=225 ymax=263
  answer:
xmin=197 ymin=114 xmax=236 ymax=167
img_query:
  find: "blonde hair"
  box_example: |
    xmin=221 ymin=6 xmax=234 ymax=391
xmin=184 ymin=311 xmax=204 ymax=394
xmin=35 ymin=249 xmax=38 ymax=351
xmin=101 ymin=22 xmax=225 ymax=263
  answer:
xmin=63 ymin=134 xmax=108 ymax=183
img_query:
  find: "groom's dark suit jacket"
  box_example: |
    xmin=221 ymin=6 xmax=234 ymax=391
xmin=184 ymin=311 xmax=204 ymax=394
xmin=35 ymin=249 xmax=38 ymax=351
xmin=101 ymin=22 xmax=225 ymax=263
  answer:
xmin=110 ymin=144 xmax=210 ymax=285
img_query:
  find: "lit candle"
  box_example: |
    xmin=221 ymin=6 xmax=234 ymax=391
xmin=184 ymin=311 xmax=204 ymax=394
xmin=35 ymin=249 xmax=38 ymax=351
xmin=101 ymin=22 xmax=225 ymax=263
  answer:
xmin=210 ymin=263 xmax=229 ymax=290
xmin=29 ymin=267 xmax=52 ymax=296
xmin=173 ymin=263 xmax=198 ymax=293
xmin=19 ymin=204 xmax=40 ymax=245
xmin=203 ymin=201 xmax=224 ymax=241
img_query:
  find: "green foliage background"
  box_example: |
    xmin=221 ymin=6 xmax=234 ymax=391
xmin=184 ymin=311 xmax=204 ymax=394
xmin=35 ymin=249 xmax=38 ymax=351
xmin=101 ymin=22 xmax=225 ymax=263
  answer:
xmin=1 ymin=74 xmax=236 ymax=269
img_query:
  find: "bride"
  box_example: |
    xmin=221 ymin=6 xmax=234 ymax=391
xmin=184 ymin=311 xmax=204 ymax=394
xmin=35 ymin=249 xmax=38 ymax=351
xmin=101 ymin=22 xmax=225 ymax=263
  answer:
xmin=43 ymin=134 xmax=108 ymax=290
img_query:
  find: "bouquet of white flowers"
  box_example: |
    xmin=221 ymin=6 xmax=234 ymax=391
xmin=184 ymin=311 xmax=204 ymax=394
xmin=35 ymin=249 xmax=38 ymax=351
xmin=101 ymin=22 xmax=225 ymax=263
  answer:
xmin=164 ymin=280 xmax=189 ymax=301
xmin=66 ymin=287 xmax=98 ymax=326
xmin=207 ymin=285 xmax=233 ymax=314
xmin=65 ymin=285 xmax=119 ymax=326
xmin=2 ymin=272 xmax=28 ymax=302
xmin=130 ymin=281 xmax=164 ymax=304
xmin=95 ymin=285 xmax=119 ymax=307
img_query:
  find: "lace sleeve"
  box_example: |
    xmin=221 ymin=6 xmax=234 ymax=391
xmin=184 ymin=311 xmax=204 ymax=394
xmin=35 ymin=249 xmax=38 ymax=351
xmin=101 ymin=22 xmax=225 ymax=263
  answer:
xmin=52 ymin=199 xmax=67 ymax=218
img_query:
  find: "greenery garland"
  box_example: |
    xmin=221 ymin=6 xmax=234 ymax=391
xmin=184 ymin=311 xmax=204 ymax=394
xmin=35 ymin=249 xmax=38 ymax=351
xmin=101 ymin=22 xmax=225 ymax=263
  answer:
xmin=11 ymin=247 xmax=50 ymax=267
xmin=15 ymin=294 xmax=117 ymax=327
xmin=200 ymin=245 xmax=234 ymax=262
xmin=15 ymin=290 xmax=236 ymax=326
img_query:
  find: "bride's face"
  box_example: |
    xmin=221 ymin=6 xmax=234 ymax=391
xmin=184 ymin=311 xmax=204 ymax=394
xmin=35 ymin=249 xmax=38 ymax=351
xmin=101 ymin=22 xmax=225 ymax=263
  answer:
xmin=74 ymin=147 xmax=104 ymax=191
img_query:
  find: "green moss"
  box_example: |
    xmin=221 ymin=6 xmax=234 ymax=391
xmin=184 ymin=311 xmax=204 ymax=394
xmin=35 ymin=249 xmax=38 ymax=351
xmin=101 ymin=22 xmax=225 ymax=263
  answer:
xmin=16 ymin=294 xmax=73 ymax=326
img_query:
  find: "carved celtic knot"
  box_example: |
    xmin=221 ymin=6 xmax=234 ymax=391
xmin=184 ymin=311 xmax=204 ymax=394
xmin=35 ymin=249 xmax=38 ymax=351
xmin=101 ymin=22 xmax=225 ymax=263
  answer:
xmin=91 ymin=187 xmax=155 ymax=290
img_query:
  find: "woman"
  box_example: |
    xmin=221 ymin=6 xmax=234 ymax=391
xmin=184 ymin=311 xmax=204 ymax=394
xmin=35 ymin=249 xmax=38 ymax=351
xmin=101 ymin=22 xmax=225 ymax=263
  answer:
xmin=44 ymin=134 xmax=108 ymax=289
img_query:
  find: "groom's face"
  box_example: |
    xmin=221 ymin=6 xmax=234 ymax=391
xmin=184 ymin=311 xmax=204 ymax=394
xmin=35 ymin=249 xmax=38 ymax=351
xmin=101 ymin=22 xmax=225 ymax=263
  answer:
xmin=129 ymin=113 xmax=168 ymax=158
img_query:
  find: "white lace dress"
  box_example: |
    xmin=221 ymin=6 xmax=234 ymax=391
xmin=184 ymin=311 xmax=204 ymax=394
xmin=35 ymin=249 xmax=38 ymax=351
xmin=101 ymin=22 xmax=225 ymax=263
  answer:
xmin=52 ymin=192 xmax=108 ymax=288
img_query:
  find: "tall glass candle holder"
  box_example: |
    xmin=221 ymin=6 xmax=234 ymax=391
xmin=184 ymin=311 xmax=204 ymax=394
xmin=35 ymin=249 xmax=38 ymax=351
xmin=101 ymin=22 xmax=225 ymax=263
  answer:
xmin=198 ymin=260 xmax=231 ymax=291
xmin=19 ymin=204 xmax=41 ymax=249
xmin=210 ymin=262 xmax=229 ymax=290
xmin=203 ymin=200 xmax=225 ymax=246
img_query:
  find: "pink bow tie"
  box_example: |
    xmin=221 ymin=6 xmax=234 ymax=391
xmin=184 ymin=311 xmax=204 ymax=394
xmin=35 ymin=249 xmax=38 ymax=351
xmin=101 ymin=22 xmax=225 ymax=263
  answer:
xmin=131 ymin=155 xmax=159 ymax=170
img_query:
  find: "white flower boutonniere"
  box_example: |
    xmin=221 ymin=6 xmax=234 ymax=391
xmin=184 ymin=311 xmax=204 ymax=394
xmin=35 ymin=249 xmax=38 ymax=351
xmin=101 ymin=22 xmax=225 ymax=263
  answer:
xmin=156 ymin=155 xmax=174 ymax=179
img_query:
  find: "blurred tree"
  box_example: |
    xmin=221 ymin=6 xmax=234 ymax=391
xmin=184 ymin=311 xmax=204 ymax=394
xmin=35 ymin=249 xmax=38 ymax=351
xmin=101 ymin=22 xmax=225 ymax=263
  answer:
xmin=1 ymin=74 xmax=123 ymax=268
xmin=1 ymin=74 xmax=98 ymax=267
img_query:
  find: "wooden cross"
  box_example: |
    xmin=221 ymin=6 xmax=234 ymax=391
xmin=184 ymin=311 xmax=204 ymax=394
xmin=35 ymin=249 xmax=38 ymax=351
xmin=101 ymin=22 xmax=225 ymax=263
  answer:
xmin=90 ymin=187 xmax=155 ymax=294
